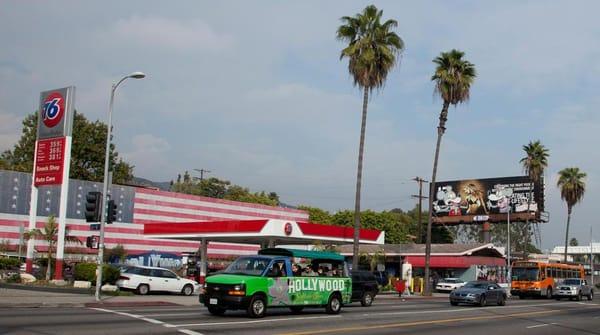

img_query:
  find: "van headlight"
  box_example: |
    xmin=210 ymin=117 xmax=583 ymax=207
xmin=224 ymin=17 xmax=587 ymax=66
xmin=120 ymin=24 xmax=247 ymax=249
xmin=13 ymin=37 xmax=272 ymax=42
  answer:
xmin=228 ymin=284 xmax=246 ymax=296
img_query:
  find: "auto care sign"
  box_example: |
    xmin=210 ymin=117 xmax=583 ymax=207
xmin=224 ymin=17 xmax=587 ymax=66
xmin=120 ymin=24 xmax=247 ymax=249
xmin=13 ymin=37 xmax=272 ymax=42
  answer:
xmin=34 ymin=87 xmax=75 ymax=187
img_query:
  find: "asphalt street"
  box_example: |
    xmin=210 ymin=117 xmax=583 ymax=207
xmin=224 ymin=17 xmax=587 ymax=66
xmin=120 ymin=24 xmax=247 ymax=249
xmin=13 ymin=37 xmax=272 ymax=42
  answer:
xmin=1 ymin=296 xmax=599 ymax=335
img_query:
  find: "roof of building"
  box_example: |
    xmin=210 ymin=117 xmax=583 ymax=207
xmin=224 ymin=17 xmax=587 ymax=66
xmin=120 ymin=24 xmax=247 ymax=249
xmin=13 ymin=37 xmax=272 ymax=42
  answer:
xmin=551 ymin=243 xmax=600 ymax=255
xmin=338 ymin=243 xmax=504 ymax=258
xmin=258 ymin=248 xmax=345 ymax=261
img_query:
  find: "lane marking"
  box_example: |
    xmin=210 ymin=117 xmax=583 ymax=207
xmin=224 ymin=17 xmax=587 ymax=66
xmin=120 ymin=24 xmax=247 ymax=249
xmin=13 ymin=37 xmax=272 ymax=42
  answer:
xmin=526 ymin=324 xmax=549 ymax=329
xmin=90 ymin=308 xmax=176 ymax=330
xmin=359 ymin=301 xmax=584 ymax=317
xmin=174 ymin=315 xmax=341 ymax=327
xmin=278 ymin=310 xmax=560 ymax=335
xmin=178 ymin=329 xmax=205 ymax=335
xmin=142 ymin=312 xmax=202 ymax=317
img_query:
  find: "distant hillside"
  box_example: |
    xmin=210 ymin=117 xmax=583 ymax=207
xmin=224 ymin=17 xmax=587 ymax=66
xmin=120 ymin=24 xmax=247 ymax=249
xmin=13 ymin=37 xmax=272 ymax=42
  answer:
xmin=131 ymin=176 xmax=172 ymax=191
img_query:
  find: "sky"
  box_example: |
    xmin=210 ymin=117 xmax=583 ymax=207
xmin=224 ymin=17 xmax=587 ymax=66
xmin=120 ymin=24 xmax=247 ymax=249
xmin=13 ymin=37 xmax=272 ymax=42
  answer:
xmin=1 ymin=1 xmax=598 ymax=250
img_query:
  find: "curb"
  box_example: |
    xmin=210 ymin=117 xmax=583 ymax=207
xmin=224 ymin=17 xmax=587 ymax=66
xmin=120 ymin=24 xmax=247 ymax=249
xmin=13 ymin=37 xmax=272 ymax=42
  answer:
xmin=85 ymin=301 xmax=182 ymax=308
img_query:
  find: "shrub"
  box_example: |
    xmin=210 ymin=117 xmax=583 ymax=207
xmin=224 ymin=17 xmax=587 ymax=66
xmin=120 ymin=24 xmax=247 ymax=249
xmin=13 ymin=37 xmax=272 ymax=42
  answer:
xmin=74 ymin=263 xmax=120 ymax=285
xmin=74 ymin=263 xmax=97 ymax=282
xmin=0 ymin=257 xmax=21 ymax=270
xmin=102 ymin=265 xmax=120 ymax=285
xmin=6 ymin=273 xmax=21 ymax=283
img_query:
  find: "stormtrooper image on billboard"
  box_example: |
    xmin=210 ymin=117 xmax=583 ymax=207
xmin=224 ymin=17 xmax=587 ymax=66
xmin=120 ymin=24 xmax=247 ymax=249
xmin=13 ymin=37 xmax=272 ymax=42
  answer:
xmin=432 ymin=176 xmax=544 ymax=224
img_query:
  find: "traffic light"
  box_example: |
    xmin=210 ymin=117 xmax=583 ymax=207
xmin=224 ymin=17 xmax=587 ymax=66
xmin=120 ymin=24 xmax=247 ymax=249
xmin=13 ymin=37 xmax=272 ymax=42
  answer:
xmin=85 ymin=191 xmax=102 ymax=222
xmin=106 ymin=199 xmax=117 ymax=224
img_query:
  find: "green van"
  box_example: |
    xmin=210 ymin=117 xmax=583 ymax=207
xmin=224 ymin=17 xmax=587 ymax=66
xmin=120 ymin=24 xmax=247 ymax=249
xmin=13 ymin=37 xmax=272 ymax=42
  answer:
xmin=199 ymin=248 xmax=352 ymax=318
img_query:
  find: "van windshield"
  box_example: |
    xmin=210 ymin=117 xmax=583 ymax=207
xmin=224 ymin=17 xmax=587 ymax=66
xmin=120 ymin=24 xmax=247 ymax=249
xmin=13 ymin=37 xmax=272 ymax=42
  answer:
xmin=222 ymin=256 xmax=271 ymax=276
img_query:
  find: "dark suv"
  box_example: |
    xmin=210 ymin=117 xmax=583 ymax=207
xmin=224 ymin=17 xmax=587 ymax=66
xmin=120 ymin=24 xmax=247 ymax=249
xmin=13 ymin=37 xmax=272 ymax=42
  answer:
xmin=351 ymin=271 xmax=379 ymax=306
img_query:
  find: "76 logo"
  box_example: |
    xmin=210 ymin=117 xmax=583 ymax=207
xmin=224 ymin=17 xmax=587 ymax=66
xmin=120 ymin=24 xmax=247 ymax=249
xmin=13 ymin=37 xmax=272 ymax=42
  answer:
xmin=41 ymin=92 xmax=64 ymax=128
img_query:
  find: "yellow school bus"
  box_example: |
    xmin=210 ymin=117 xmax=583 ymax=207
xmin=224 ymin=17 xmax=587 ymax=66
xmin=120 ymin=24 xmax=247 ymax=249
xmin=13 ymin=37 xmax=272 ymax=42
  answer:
xmin=510 ymin=261 xmax=584 ymax=299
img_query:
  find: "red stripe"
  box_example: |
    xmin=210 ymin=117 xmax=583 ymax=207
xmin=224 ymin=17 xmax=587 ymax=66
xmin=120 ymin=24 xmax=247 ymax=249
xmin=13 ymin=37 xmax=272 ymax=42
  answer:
xmin=296 ymin=222 xmax=381 ymax=241
xmin=134 ymin=208 xmax=232 ymax=221
xmin=136 ymin=188 xmax=307 ymax=215
xmin=0 ymin=219 xmax=143 ymax=234
xmin=135 ymin=197 xmax=307 ymax=221
xmin=144 ymin=220 xmax=268 ymax=235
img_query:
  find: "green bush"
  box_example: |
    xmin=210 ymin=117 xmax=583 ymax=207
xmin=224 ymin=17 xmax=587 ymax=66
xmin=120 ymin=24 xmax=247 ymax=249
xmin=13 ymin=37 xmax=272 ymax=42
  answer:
xmin=74 ymin=263 xmax=120 ymax=285
xmin=74 ymin=263 xmax=97 ymax=282
xmin=6 ymin=273 xmax=21 ymax=283
xmin=0 ymin=257 xmax=21 ymax=270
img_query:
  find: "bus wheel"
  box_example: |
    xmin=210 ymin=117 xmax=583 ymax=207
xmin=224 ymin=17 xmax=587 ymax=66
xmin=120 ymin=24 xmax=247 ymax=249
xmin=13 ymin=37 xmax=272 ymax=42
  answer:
xmin=247 ymin=295 xmax=267 ymax=318
xmin=326 ymin=293 xmax=342 ymax=314
xmin=546 ymin=287 xmax=553 ymax=299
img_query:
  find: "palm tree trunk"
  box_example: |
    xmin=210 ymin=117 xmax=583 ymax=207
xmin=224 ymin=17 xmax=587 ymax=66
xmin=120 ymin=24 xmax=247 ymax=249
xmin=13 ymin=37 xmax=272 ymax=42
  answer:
xmin=46 ymin=243 xmax=53 ymax=281
xmin=523 ymin=182 xmax=534 ymax=259
xmin=563 ymin=206 xmax=572 ymax=263
xmin=352 ymin=87 xmax=369 ymax=271
xmin=424 ymin=101 xmax=449 ymax=296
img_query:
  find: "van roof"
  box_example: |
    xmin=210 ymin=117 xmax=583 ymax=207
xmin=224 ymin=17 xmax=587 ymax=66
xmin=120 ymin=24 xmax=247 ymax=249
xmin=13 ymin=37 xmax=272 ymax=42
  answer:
xmin=258 ymin=248 xmax=345 ymax=261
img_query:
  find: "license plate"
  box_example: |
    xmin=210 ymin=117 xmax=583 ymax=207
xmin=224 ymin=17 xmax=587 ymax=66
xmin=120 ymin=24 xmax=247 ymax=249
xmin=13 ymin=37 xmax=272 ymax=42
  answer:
xmin=209 ymin=298 xmax=218 ymax=305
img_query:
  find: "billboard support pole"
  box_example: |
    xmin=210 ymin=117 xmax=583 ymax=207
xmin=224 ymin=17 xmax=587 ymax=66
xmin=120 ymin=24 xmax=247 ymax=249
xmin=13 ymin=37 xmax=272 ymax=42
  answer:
xmin=507 ymin=208 xmax=511 ymax=285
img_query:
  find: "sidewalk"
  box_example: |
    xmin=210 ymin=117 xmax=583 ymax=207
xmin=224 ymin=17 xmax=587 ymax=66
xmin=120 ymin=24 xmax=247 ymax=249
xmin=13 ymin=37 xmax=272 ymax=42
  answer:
xmin=0 ymin=287 xmax=200 ymax=308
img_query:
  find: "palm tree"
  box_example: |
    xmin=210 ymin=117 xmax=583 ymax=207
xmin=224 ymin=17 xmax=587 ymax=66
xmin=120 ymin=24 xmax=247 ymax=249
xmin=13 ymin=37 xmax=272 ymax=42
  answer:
xmin=519 ymin=140 xmax=549 ymax=257
xmin=24 ymin=216 xmax=82 ymax=280
xmin=337 ymin=5 xmax=404 ymax=270
xmin=557 ymin=167 xmax=586 ymax=262
xmin=424 ymin=49 xmax=476 ymax=295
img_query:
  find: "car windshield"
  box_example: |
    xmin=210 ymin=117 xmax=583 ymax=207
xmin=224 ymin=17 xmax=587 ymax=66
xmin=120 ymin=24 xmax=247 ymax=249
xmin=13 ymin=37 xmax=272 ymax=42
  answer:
xmin=512 ymin=267 xmax=539 ymax=281
xmin=222 ymin=256 xmax=271 ymax=276
xmin=443 ymin=279 xmax=459 ymax=283
xmin=463 ymin=282 xmax=488 ymax=289
xmin=563 ymin=279 xmax=581 ymax=285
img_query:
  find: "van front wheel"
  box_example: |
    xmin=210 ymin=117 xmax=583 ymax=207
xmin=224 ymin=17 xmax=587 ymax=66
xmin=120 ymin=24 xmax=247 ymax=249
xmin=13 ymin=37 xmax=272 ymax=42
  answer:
xmin=326 ymin=293 xmax=342 ymax=314
xmin=247 ymin=295 xmax=267 ymax=318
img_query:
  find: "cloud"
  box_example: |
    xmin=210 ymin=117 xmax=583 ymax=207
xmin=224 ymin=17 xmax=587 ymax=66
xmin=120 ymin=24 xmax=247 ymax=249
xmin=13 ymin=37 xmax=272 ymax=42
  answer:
xmin=106 ymin=15 xmax=234 ymax=52
xmin=0 ymin=112 xmax=22 ymax=151
xmin=121 ymin=134 xmax=172 ymax=179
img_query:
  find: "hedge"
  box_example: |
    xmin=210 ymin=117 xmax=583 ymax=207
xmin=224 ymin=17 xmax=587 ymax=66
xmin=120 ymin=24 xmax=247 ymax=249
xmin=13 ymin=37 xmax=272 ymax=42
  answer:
xmin=74 ymin=263 xmax=120 ymax=285
xmin=0 ymin=257 xmax=22 ymax=270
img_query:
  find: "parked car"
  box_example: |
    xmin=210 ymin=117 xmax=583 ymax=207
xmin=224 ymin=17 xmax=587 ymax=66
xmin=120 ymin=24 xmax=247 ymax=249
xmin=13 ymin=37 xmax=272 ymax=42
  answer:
xmin=350 ymin=270 xmax=379 ymax=307
xmin=117 ymin=265 xmax=200 ymax=296
xmin=555 ymin=278 xmax=594 ymax=301
xmin=449 ymin=281 xmax=507 ymax=307
xmin=436 ymin=278 xmax=466 ymax=292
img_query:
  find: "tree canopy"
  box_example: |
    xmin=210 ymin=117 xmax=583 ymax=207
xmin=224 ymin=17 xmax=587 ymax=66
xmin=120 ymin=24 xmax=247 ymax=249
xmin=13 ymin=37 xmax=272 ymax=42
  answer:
xmin=0 ymin=112 xmax=134 ymax=184
xmin=170 ymin=172 xmax=280 ymax=206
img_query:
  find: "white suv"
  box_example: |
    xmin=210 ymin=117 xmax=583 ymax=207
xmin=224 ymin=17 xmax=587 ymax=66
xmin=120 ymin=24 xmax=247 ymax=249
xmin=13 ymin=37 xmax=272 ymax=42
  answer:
xmin=117 ymin=265 xmax=200 ymax=296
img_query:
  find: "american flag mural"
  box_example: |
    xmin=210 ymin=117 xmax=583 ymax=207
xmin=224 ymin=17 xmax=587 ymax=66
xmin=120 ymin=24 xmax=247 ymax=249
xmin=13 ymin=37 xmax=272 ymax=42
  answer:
xmin=0 ymin=170 xmax=308 ymax=259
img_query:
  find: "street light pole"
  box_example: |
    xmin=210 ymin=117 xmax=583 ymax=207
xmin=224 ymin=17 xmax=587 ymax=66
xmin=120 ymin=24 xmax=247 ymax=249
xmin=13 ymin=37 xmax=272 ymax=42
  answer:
xmin=95 ymin=72 xmax=145 ymax=301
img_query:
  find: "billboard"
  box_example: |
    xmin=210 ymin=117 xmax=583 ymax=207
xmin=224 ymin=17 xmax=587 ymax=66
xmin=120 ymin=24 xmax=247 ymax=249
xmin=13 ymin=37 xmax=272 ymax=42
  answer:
xmin=432 ymin=176 xmax=544 ymax=224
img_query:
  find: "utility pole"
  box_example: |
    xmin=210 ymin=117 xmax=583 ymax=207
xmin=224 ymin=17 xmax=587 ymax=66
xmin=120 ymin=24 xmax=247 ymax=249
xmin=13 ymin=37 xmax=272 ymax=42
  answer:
xmin=412 ymin=177 xmax=429 ymax=244
xmin=591 ymin=226 xmax=594 ymax=286
xmin=194 ymin=168 xmax=211 ymax=181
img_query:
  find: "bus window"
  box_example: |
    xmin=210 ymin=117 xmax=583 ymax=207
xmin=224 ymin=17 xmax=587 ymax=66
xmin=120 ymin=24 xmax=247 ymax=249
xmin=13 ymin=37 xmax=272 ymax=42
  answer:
xmin=512 ymin=267 xmax=539 ymax=281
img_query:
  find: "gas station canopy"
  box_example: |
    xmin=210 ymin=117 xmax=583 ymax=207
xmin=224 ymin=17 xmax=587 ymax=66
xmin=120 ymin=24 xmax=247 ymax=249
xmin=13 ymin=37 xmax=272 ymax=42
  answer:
xmin=143 ymin=219 xmax=385 ymax=246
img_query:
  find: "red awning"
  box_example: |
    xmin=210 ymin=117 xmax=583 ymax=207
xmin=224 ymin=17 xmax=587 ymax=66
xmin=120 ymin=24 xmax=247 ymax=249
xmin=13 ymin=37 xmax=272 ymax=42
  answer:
xmin=406 ymin=255 xmax=506 ymax=268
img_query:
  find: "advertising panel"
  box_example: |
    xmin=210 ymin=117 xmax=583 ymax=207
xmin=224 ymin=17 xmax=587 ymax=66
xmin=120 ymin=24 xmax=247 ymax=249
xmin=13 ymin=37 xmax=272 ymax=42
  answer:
xmin=432 ymin=176 xmax=544 ymax=224
xmin=33 ymin=137 xmax=66 ymax=187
